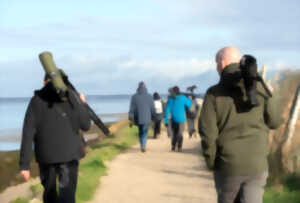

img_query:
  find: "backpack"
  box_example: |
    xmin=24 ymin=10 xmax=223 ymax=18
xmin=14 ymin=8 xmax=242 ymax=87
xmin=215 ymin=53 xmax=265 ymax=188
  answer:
xmin=154 ymin=100 xmax=163 ymax=114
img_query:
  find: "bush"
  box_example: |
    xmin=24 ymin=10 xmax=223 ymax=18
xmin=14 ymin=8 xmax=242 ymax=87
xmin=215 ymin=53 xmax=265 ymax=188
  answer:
xmin=11 ymin=197 xmax=30 ymax=203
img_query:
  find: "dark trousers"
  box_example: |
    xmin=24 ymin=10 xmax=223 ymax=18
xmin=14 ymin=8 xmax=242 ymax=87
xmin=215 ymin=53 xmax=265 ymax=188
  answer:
xmin=214 ymin=171 xmax=268 ymax=203
xmin=39 ymin=160 xmax=79 ymax=203
xmin=171 ymin=122 xmax=185 ymax=149
xmin=153 ymin=120 xmax=161 ymax=138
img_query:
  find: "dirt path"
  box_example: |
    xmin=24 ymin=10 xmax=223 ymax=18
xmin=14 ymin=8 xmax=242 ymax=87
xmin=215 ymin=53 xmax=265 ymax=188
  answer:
xmin=88 ymin=130 xmax=217 ymax=203
xmin=0 ymin=178 xmax=39 ymax=203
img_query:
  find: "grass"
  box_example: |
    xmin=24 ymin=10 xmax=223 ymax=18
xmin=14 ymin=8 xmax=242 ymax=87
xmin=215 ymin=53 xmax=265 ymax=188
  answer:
xmin=30 ymin=183 xmax=43 ymax=197
xmin=11 ymin=197 xmax=30 ymax=203
xmin=75 ymin=125 xmax=139 ymax=203
xmin=264 ymin=173 xmax=300 ymax=203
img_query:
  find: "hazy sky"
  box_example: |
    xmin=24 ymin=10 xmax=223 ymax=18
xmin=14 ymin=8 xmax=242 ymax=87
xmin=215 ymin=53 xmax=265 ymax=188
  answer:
xmin=0 ymin=0 xmax=299 ymax=97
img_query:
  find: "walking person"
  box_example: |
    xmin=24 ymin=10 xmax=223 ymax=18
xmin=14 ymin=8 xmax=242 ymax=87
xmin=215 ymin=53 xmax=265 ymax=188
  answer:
xmin=153 ymin=92 xmax=163 ymax=139
xmin=19 ymin=74 xmax=91 ymax=203
xmin=186 ymin=95 xmax=199 ymax=138
xmin=198 ymin=46 xmax=282 ymax=203
xmin=129 ymin=81 xmax=155 ymax=152
xmin=164 ymin=86 xmax=192 ymax=152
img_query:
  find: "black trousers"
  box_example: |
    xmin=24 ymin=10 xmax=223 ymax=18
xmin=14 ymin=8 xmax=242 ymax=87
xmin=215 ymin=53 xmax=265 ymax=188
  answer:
xmin=39 ymin=160 xmax=79 ymax=203
xmin=171 ymin=122 xmax=185 ymax=149
xmin=153 ymin=120 xmax=162 ymax=138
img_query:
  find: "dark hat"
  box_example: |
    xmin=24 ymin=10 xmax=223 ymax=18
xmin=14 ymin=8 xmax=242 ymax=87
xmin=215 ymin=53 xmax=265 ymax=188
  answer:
xmin=153 ymin=92 xmax=160 ymax=100
xmin=173 ymin=86 xmax=180 ymax=95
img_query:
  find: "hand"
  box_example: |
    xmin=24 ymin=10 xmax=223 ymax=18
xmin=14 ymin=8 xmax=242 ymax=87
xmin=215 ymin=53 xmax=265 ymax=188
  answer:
xmin=79 ymin=93 xmax=86 ymax=103
xmin=20 ymin=170 xmax=30 ymax=181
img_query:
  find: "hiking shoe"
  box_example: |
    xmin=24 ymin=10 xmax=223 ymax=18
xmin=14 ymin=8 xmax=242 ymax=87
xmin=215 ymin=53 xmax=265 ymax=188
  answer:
xmin=141 ymin=148 xmax=146 ymax=153
xmin=171 ymin=146 xmax=176 ymax=152
xmin=178 ymin=148 xmax=183 ymax=152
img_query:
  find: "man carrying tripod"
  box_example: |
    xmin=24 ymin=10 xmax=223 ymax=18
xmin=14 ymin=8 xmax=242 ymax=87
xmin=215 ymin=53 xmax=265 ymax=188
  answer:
xmin=19 ymin=64 xmax=91 ymax=202
xmin=199 ymin=46 xmax=282 ymax=203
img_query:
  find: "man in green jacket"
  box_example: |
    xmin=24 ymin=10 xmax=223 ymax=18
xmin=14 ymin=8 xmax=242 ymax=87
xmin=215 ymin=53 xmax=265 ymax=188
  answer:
xmin=198 ymin=46 xmax=282 ymax=203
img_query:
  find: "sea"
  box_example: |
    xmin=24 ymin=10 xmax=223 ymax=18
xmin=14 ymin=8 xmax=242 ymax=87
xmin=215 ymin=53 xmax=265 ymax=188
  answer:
xmin=0 ymin=95 xmax=131 ymax=151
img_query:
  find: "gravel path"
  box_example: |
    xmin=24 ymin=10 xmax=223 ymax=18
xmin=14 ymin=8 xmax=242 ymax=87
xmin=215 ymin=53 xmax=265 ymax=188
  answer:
xmin=88 ymin=130 xmax=217 ymax=203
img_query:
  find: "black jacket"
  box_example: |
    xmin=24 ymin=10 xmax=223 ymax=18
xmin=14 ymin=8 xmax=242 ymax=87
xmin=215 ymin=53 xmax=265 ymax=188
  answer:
xmin=19 ymin=84 xmax=91 ymax=170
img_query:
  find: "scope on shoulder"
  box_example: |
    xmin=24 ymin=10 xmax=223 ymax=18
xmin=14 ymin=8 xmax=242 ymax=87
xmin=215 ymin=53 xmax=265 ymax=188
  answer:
xmin=240 ymin=55 xmax=272 ymax=108
xmin=39 ymin=51 xmax=68 ymax=99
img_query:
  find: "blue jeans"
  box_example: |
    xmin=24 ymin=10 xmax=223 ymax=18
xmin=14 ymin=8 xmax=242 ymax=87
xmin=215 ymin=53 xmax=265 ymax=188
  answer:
xmin=138 ymin=124 xmax=149 ymax=148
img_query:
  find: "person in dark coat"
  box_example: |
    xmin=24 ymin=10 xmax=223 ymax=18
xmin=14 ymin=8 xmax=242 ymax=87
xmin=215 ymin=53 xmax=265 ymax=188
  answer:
xmin=153 ymin=92 xmax=163 ymax=138
xmin=199 ymin=46 xmax=282 ymax=203
xmin=19 ymin=75 xmax=91 ymax=203
xmin=129 ymin=82 xmax=155 ymax=152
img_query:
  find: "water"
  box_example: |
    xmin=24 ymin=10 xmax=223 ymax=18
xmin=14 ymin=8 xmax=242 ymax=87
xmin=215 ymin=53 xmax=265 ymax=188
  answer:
xmin=0 ymin=95 xmax=131 ymax=151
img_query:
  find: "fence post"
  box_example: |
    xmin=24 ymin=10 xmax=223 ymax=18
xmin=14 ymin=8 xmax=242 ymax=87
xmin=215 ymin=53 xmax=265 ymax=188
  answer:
xmin=282 ymin=84 xmax=300 ymax=172
xmin=284 ymin=85 xmax=300 ymax=149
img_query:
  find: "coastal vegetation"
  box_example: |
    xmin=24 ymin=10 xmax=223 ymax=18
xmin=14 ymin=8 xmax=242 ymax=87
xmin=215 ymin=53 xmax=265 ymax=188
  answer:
xmin=263 ymin=69 xmax=300 ymax=202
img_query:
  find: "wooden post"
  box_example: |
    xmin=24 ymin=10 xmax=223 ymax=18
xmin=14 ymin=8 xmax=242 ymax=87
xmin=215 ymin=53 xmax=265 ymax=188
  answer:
xmin=284 ymin=84 xmax=300 ymax=148
xmin=261 ymin=65 xmax=267 ymax=80
xmin=282 ymin=84 xmax=300 ymax=172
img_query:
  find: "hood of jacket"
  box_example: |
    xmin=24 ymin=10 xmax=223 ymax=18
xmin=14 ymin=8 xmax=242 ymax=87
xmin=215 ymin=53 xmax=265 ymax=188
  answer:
xmin=219 ymin=63 xmax=243 ymax=89
xmin=35 ymin=83 xmax=62 ymax=103
xmin=137 ymin=86 xmax=148 ymax=95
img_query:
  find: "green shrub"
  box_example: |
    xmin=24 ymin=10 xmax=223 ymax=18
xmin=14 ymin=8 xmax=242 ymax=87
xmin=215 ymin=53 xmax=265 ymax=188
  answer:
xmin=264 ymin=173 xmax=300 ymax=203
xmin=11 ymin=197 xmax=30 ymax=203
xmin=30 ymin=183 xmax=43 ymax=197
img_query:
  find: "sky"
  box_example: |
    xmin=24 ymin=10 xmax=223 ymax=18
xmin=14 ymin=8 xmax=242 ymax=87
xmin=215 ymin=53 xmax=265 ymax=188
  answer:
xmin=0 ymin=0 xmax=299 ymax=97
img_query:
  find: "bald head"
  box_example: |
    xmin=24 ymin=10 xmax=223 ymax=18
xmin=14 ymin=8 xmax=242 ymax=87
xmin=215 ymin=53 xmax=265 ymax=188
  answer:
xmin=216 ymin=46 xmax=241 ymax=75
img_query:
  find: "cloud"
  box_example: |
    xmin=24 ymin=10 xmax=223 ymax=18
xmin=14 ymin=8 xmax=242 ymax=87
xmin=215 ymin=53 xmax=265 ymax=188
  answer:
xmin=0 ymin=53 xmax=215 ymax=96
xmin=1 ymin=1 xmax=299 ymax=97
xmin=3 ymin=50 xmax=297 ymax=98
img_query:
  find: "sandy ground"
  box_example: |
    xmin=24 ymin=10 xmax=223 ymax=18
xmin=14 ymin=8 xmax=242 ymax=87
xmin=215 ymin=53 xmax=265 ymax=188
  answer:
xmin=88 ymin=130 xmax=217 ymax=203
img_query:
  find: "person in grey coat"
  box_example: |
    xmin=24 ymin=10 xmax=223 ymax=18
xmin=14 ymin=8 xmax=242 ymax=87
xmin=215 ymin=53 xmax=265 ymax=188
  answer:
xmin=129 ymin=82 xmax=155 ymax=152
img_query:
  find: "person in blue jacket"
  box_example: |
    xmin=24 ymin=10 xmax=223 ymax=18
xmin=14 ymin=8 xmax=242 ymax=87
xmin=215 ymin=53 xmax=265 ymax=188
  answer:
xmin=129 ymin=82 xmax=155 ymax=152
xmin=164 ymin=86 xmax=192 ymax=152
